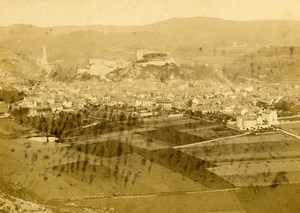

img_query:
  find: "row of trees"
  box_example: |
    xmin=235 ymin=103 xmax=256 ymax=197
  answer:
xmin=185 ymin=110 xmax=234 ymax=124
xmin=256 ymin=100 xmax=296 ymax=114
xmin=11 ymin=105 xmax=143 ymax=140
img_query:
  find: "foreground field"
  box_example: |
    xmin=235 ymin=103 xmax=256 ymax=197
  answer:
xmin=1 ymin=117 xmax=300 ymax=212
xmin=281 ymin=122 xmax=300 ymax=135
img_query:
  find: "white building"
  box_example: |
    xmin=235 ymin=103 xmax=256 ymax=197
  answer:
xmin=223 ymin=105 xmax=235 ymax=115
xmin=261 ymin=110 xmax=279 ymax=125
xmin=136 ymin=50 xmax=144 ymax=61
xmin=135 ymin=99 xmax=156 ymax=108
xmin=63 ymin=101 xmax=73 ymax=109
xmin=155 ymin=98 xmax=172 ymax=110
xmin=47 ymin=99 xmax=55 ymax=105
xmin=236 ymin=115 xmax=263 ymax=130
xmin=236 ymin=110 xmax=278 ymax=130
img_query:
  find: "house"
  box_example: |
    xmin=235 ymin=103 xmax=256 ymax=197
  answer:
xmin=24 ymin=101 xmax=38 ymax=109
xmin=87 ymin=97 xmax=98 ymax=105
xmin=192 ymin=98 xmax=200 ymax=106
xmin=236 ymin=110 xmax=278 ymax=130
xmin=135 ymin=99 xmax=156 ymax=108
xmin=47 ymin=99 xmax=55 ymax=105
xmin=102 ymin=95 xmax=111 ymax=101
xmin=155 ymin=98 xmax=172 ymax=110
xmin=28 ymin=109 xmax=39 ymax=117
xmin=63 ymin=101 xmax=73 ymax=109
xmin=109 ymin=98 xmax=125 ymax=106
xmin=236 ymin=115 xmax=263 ymax=130
xmin=261 ymin=110 xmax=279 ymax=125
xmin=223 ymin=105 xmax=235 ymax=115
xmin=51 ymin=104 xmax=63 ymax=114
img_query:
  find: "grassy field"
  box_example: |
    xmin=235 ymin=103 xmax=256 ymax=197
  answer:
xmin=44 ymin=183 xmax=300 ymax=213
xmin=52 ymin=153 xmax=208 ymax=196
xmin=179 ymin=131 xmax=300 ymax=188
xmin=140 ymin=121 xmax=240 ymax=146
xmin=0 ymin=118 xmax=30 ymax=138
xmin=47 ymin=189 xmax=245 ymax=213
xmin=281 ymin=122 xmax=300 ymax=135
xmin=0 ymin=135 xmax=209 ymax=200
xmin=2 ymin=117 xmax=300 ymax=212
xmin=181 ymin=135 xmax=299 ymax=162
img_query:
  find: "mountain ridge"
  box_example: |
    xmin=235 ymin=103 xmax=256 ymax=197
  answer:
xmin=1 ymin=17 xmax=300 ymax=79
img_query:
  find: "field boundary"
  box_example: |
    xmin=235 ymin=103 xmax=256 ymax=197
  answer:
xmin=173 ymin=132 xmax=249 ymax=149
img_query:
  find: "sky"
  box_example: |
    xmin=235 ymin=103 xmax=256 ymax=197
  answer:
xmin=0 ymin=0 xmax=300 ymax=26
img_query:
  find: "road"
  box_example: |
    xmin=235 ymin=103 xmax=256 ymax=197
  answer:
xmin=173 ymin=132 xmax=249 ymax=149
xmin=279 ymin=129 xmax=300 ymax=140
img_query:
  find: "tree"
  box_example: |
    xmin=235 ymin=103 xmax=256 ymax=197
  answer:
xmin=289 ymin=46 xmax=294 ymax=64
xmin=256 ymin=101 xmax=269 ymax=109
xmin=11 ymin=107 xmax=29 ymax=120
xmin=250 ymin=62 xmax=255 ymax=78
xmin=187 ymin=99 xmax=193 ymax=108
xmin=271 ymin=171 xmax=289 ymax=187
xmin=222 ymin=49 xmax=226 ymax=56
xmin=275 ymin=100 xmax=294 ymax=112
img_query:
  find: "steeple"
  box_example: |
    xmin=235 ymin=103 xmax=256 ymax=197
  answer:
xmin=36 ymin=44 xmax=55 ymax=76
xmin=41 ymin=44 xmax=48 ymax=65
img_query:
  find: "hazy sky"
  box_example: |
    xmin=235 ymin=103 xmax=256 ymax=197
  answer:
xmin=1 ymin=0 xmax=300 ymax=26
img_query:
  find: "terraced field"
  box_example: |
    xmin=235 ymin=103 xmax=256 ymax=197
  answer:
xmin=179 ymin=132 xmax=300 ymax=187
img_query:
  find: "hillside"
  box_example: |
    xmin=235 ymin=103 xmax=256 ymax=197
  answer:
xmin=1 ymin=17 xmax=300 ymax=78
xmin=0 ymin=49 xmax=40 ymax=81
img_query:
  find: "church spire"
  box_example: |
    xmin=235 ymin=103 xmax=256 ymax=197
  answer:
xmin=41 ymin=44 xmax=48 ymax=65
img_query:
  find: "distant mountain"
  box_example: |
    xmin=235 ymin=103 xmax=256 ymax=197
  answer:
xmin=2 ymin=17 xmax=300 ymax=46
xmin=0 ymin=24 xmax=51 ymax=42
xmin=1 ymin=17 xmax=300 ymax=78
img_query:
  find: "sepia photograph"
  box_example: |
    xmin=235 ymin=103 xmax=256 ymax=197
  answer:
xmin=0 ymin=0 xmax=300 ymax=212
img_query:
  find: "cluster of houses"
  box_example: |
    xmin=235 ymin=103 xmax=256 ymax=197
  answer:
xmin=13 ymin=95 xmax=86 ymax=117
xmin=0 ymin=71 xmax=21 ymax=84
xmin=11 ymin=91 xmax=175 ymax=117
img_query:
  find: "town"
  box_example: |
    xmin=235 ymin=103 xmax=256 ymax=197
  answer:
xmin=1 ymin=46 xmax=299 ymax=135
xmin=1 ymin=6 xmax=300 ymax=212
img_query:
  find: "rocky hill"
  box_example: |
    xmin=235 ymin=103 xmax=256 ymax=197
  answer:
xmin=106 ymin=63 xmax=185 ymax=82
